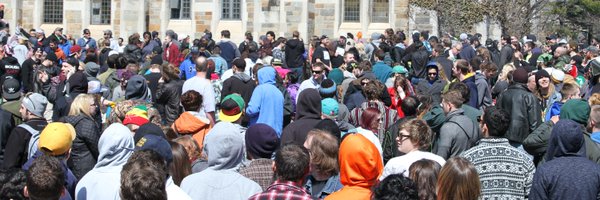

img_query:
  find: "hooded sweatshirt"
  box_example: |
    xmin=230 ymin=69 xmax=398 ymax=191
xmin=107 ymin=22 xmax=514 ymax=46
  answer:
xmin=326 ymin=133 xmax=383 ymax=200
xmin=180 ymin=122 xmax=262 ymax=200
xmin=285 ymin=38 xmax=305 ymax=68
xmin=125 ymin=75 xmax=152 ymax=102
xmin=530 ymin=119 xmax=600 ymax=200
xmin=84 ymin=62 xmax=100 ymax=82
xmin=75 ymin=124 xmax=134 ymax=200
xmin=246 ymin=67 xmax=284 ymax=135
xmin=172 ymin=111 xmax=211 ymax=154
xmin=281 ymin=88 xmax=322 ymax=146
xmin=221 ymin=71 xmax=256 ymax=105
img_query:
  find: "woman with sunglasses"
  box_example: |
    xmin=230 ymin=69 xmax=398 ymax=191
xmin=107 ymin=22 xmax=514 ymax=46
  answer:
xmin=380 ymin=118 xmax=445 ymax=180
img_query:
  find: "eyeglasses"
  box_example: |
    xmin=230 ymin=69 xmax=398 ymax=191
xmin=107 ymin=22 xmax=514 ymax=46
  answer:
xmin=312 ymin=70 xmax=323 ymax=74
xmin=428 ymin=73 xmax=437 ymax=76
xmin=398 ymin=134 xmax=411 ymax=141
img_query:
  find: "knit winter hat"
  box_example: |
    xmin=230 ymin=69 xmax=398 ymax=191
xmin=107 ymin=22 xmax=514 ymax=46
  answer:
xmin=512 ymin=68 xmax=529 ymax=84
xmin=321 ymin=98 xmax=339 ymax=117
xmin=125 ymin=75 xmax=150 ymax=100
xmin=319 ymin=79 xmax=337 ymax=97
xmin=245 ymin=123 xmax=279 ymax=159
xmin=123 ymin=105 xmax=149 ymax=126
xmin=84 ymin=62 xmax=100 ymax=79
xmin=327 ymin=68 xmax=344 ymax=85
xmin=22 ymin=93 xmax=48 ymax=118
xmin=535 ymin=69 xmax=551 ymax=88
xmin=559 ymin=99 xmax=590 ymax=125
xmin=392 ymin=65 xmax=409 ymax=74
xmin=68 ymin=72 xmax=88 ymax=94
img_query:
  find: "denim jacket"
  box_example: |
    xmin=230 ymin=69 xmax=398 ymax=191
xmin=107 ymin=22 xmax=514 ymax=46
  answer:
xmin=304 ymin=174 xmax=343 ymax=199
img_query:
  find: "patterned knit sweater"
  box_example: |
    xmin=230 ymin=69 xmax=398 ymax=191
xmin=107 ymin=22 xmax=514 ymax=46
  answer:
xmin=460 ymin=138 xmax=536 ymax=199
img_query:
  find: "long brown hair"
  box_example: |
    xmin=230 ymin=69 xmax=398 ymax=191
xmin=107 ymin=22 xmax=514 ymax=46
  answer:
xmin=167 ymin=141 xmax=192 ymax=186
xmin=410 ymin=159 xmax=442 ymax=200
xmin=305 ymin=129 xmax=339 ymax=177
xmin=436 ymin=157 xmax=480 ymax=200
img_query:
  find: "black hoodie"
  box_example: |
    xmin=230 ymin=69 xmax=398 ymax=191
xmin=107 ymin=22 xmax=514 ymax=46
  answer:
xmin=285 ymin=38 xmax=305 ymax=68
xmin=281 ymin=88 xmax=322 ymax=146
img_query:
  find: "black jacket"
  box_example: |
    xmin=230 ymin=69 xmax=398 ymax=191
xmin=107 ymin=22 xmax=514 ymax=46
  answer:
xmin=2 ymin=118 xmax=47 ymax=169
xmin=0 ymin=108 xmax=14 ymax=163
xmin=124 ymin=44 xmax=143 ymax=62
xmin=403 ymin=48 xmax=429 ymax=78
xmin=21 ymin=58 xmax=39 ymax=93
xmin=499 ymin=45 xmax=514 ymax=71
xmin=285 ymin=38 xmax=305 ymax=68
xmin=156 ymin=79 xmax=183 ymax=125
xmin=63 ymin=114 xmax=100 ymax=179
xmin=497 ymin=84 xmax=541 ymax=144
xmin=281 ymin=89 xmax=322 ymax=146
xmin=433 ymin=55 xmax=453 ymax=81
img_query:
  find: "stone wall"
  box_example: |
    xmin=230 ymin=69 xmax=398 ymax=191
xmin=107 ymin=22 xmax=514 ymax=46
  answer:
xmin=313 ymin=1 xmax=335 ymax=37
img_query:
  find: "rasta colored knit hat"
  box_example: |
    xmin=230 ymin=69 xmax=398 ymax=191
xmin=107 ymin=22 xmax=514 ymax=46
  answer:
xmin=245 ymin=123 xmax=279 ymax=159
xmin=123 ymin=105 xmax=149 ymax=126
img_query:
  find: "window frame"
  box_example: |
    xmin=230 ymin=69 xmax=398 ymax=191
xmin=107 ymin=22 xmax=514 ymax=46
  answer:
xmin=343 ymin=0 xmax=361 ymax=22
xmin=221 ymin=0 xmax=241 ymax=20
xmin=90 ymin=0 xmax=111 ymax=25
xmin=43 ymin=0 xmax=63 ymax=24
xmin=370 ymin=0 xmax=389 ymax=23
xmin=170 ymin=0 xmax=192 ymax=20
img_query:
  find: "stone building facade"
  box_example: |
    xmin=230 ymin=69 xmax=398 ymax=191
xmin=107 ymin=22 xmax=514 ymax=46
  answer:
xmin=1 ymin=0 xmax=498 ymax=44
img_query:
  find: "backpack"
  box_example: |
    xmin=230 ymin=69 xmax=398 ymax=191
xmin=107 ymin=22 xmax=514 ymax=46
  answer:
xmin=20 ymin=123 xmax=41 ymax=160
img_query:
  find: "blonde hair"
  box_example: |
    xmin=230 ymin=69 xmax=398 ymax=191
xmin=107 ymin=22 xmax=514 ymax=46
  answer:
xmin=498 ymin=63 xmax=516 ymax=81
xmin=174 ymin=135 xmax=203 ymax=161
xmin=69 ymin=94 xmax=95 ymax=117
xmin=306 ymin=129 xmax=339 ymax=177
xmin=590 ymin=93 xmax=600 ymax=106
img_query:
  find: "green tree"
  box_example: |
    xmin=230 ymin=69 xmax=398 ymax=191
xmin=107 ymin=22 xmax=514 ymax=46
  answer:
xmin=409 ymin=0 xmax=485 ymax=36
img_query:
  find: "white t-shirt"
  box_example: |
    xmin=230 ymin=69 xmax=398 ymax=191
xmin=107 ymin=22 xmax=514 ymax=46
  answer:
xmin=380 ymin=150 xmax=446 ymax=180
xmin=182 ymin=76 xmax=216 ymax=113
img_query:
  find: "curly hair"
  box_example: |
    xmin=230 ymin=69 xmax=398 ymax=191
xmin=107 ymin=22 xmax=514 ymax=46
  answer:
xmin=362 ymin=81 xmax=384 ymax=100
xmin=180 ymin=90 xmax=203 ymax=112
xmin=0 ymin=168 xmax=26 ymax=200
xmin=372 ymin=174 xmax=419 ymax=200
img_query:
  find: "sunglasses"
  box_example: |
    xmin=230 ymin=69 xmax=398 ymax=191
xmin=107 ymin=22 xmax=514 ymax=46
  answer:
xmin=312 ymin=70 xmax=323 ymax=74
xmin=398 ymin=134 xmax=411 ymax=141
xmin=428 ymin=73 xmax=437 ymax=76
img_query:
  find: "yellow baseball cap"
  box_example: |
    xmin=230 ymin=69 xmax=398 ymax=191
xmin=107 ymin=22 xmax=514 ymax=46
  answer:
xmin=38 ymin=122 xmax=76 ymax=156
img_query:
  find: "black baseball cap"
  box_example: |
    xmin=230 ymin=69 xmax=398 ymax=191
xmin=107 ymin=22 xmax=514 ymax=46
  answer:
xmin=2 ymin=77 xmax=21 ymax=101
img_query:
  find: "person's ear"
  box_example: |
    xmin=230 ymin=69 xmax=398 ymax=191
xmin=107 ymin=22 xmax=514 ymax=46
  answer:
xmin=271 ymin=161 xmax=276 ymax=173
xmin=24 ymin=186 xmax=29 ymax=197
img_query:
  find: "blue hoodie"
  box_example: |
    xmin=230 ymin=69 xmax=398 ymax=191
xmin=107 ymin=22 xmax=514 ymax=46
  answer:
xmin=179 ymin=56 xmax=196 ymax=80
xmin=246 ymin=67 xmax=284 ymax=135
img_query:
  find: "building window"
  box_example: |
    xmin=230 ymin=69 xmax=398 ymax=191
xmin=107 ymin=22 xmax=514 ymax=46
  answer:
xmin=222 ymin=0 xmax=241 ymax=20
xmin=371 ymin=0 xmax=389 ymax=23
xmin=170 ymin=0 xmax=191 ymax=19
xmin=91 ymin=0 xmax=111 ymax=24
xmin=343 ymin=0 xmax=360 ymax=22
xmin=43 ymin=0 xmax=63 ymax=24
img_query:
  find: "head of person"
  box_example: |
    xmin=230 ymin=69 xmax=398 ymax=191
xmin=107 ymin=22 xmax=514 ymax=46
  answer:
xmin=560 ymin=82 xmax=580 ymax=101
xmin=311 ymin=62 xmax=326 ymax=82
xmin=338 ymin=133 xmax=383 ymax=188
xmin=125 ymin=75 xmax=150 ymax=100
xmin=303 ymin=129 xmax=339 ymax=179
xmin=426 ymin=64 xmax=439 ymax=81
xmin=103 ymin=30 xmax=112 ymax=39
xmin=160 ymin=64 xmax=180 ymax=83
xmin=120 ymin=150 xmax=167 ymax=200
xmin=362 ymin=81 xmax=383 ymax=101
xmin=20 ymin=93 xmax=48 ymax=121
xmin=38 ymin=122 xmax=76 ymax=161
xmin=343 ymin=51 xmax=355 ymax=63
xmin=545 ymin=119 xmax=585 ymax=162
xmin=24 ymin=155 xmax=66 ymax=200
xmin=535 ymin=69 xmax=551 ymax=90
xmin=314 ymin=119 xmax=342 ymax=142
xmin=266 ymin=31 xmax=275 ymax=41
xmin=174 ymin=135 xmax=202 ymax=162
xmin=452 ymin=59 xmax=470 ymax=78
xmin=245 ymin=123 xmax=279 ymax=160
xmin=479 ymin=62 xmax=498 ymax=79
xmin=220 ymin=30 xmax=231 ymax=39
xmin=589 ymin=105 xmax=600 ymax=131
xmin=374 ymin=49 xmax=385 ymax=62
xmin=396 ymin=119 xmax=432 ymax=153
xmin=441 ymin=90 xmax=464 ymax=114
xmin=360 ymin=107 xmax=382 ymax=132
xmin=372 ymin=174 xmax=418 ymax=200
xmin=559 ymin=99 xmax=590 ymax=126
xmin=0 ymin=168 xmax=26 ymax=200
xmin=123 ymin=105 xmax=150 ymax=132
xmin=481 ymin=106 xmax=510 ymax=137
xmin=167 ymin=141 xmax=191 ymax=186
xmin=436 ymin=157 xmax=481 ymax=200
xmin=180 ymin=90 xmax=202 ymax=112
xmin=205 ymin=122 xmax=245 ymax=170
xmin=194 ymin=56 xmax=208 ymax=75
xmin=232 ymin=58 xmax=246 ymax=73
xmin=409 ymin=159 xmax=442 ymax=200
xmin=321 ymin=98 xmax=339 ymax=120
xmin=400 ymin=96 xmax=420 ymax=117
xmin=95 ymin=123 xmax=135 ymax=169
xmin=220 ymin=94 xmax=246 ymax=123
xmin=82 ymin=29 xmax=91 ymax=39
xmin=275 ymin=144 xmax=310 ymax=183
xmin=69 ymin=94 xmax=97 ymax=117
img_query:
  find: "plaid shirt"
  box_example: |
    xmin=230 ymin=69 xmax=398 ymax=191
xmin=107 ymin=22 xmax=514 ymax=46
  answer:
xmin=239 ymin=158 xmax=275 ymax=191
xmin=248 ymin=180 xmax=315 ymax=200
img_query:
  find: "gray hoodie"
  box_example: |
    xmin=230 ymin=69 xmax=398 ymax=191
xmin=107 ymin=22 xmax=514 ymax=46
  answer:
xmin=75 ymin=123 xmax=134 ymax=200
xmin=180 ymin=122 xmax=261 ymax=200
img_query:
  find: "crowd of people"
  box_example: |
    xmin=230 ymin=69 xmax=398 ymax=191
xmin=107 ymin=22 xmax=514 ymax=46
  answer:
xmin=0 ymin=18 xmax=600 ymax=199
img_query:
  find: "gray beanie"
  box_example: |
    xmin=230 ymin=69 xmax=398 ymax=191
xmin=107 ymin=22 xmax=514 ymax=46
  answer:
xmin=22 ymin=93 xmax=48 ymax=118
